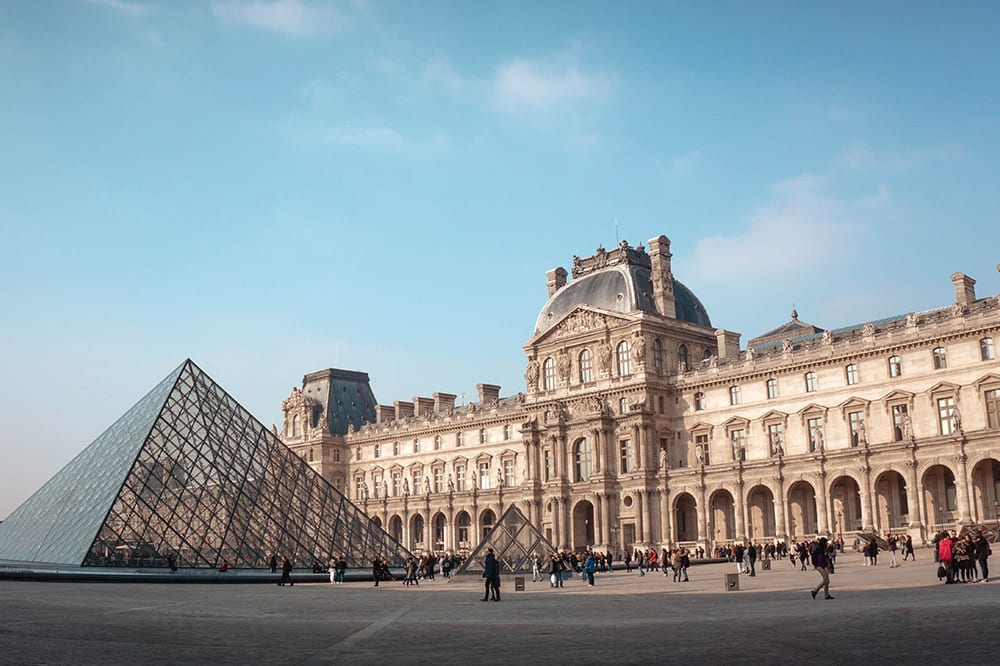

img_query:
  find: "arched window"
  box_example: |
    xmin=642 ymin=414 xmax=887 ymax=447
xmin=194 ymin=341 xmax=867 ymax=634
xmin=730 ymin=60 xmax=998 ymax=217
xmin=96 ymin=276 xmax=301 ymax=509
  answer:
xmin=457 ymin=512 xmax=470 ymax=545
xmin=845 ymin=364 xmax=859 ymax=385
xmin=933 ymin=347 xmax=947 ymax=369
xmin=291 ymin=414 xmax=300 ymax=437
xmin=574 ymin=438 xmax=592 ymax=482
xmin=652 ymin=338 xmax=664 ymax=373
xmin=982 ymin=338 xmax=995 ymax=361
xmin=618 ymin=396 xmax=628 ymax=414
xmin=804 ymin=371 xmax=818 ymax=392
xmin=616 ymin=341 xmax=632 ymax=376
xmin=694 ymin=392 xmax=705 ymax=411
xmin=678 ymin=344 xmax=689 ymax=371
xmin=702 ymin=348 xmax=713 ymax=361
xmin=579 ymin=349 xmax=593 ymax=383
xmin=308 ymin=448 xmax=314 ymax=462
xmin=543 ymin=357 xmax=557 ymax=390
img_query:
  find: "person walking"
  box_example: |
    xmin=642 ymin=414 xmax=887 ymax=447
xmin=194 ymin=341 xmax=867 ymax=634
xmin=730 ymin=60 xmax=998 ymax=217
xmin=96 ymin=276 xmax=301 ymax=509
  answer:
xmin=974 ymin=531 xmax=991 ymax=582
xmin=531 ymin=554 xmax=542 ymax=583
xmin=903 ymin=535 xmax=915 ymax=561
xmin=809 ymin=538 xmax=834 ymax=600
xmin=584 ymin=552 xmax=596 ymax=586
xmin=747 ymin=543 xmax=757 ymax=577
xmin=372 ymin=557 xmax=382 ymax=587
xmin=269 ymin=554 xmax=278 ymax=574
xmin=278 ymin=556 xmax=293 ymax=587
xmin=482 ymin=548 xmax=501 ymax=601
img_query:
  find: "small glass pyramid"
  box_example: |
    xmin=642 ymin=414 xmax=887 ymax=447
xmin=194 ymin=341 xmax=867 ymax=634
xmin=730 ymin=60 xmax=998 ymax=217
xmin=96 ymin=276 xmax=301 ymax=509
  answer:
xmin=0 ymin=360 xmax=410 ymax=570
xmin=452 ymin=504 xmax=557 ymax=575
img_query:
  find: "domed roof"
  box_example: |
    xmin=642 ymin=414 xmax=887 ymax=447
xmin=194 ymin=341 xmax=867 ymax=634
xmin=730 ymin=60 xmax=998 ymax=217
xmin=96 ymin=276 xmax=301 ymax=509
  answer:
xmin=534 ymin=262 xmax=712 ymax=335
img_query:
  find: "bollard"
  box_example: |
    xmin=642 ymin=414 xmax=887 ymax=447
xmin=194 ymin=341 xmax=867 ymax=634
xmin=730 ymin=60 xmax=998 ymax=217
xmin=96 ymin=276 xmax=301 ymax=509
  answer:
xmin=514 ymin=576 xmax=525 ymax=591
xmin=762 ymin=559 xmax=771 ymax=571
xmin=725 ymin=573 xmax=740 ymax=591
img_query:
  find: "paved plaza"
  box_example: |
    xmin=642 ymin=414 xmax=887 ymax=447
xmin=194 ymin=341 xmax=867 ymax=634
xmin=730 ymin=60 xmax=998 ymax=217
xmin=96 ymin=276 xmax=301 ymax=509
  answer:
xmin=0 ymin=551 xmax=996 ymax=665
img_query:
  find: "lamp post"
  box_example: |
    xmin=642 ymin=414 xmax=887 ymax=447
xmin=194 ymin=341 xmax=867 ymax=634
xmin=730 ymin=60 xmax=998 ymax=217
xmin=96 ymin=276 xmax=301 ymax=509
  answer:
xmin=836 ymin=510 xmax=843 ymax=540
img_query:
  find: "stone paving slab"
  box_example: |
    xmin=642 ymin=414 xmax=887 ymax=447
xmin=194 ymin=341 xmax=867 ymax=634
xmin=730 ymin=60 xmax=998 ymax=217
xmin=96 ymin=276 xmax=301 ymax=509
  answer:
xmin=0 ymin=552 xmax=995 ymax=665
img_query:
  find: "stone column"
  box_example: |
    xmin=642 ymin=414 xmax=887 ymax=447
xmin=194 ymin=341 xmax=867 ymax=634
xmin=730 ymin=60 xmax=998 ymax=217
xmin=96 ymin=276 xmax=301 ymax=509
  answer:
xmin=643 ymin=491 xmax=654 ymax=543
xmin=551 ymin=496 xmax=561 ymax=549
xmin=659 ymin=487 xmax=671 ymax=547
xmin=593 ymin=493 xmax=603 ymax=547
xmin=600 ymin=493 xmax=611 ymax=546
xmin=635 ymin=491 xmax=645 ymax=546
xmin=402 ymin=508 xmax=410 ymax=550
xmin=904 ymin=460 xmax=921 ymax=529
xmin=815 ymin=474 xmax=830 ymax=534
xmin=955 ymin=453 xmax=972 ymax=524
xmin=735 ymin=481 xmax=747 ymax=541
xmin=859 ymin=466 xmax=874 ymax=531
xmin=697 ymin=485 xmax=708 ymax=546
xmin=592 ymin=428 xmax=602 ymax=474
xmin=561 ymin=498 xmax=572 ymax=548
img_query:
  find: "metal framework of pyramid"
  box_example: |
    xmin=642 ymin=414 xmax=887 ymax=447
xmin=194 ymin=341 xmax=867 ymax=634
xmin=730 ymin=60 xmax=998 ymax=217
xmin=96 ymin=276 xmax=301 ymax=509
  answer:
xmin=0 ymin=360 xmax=410 ymax=570
xmin=452 ymin=504 xmax=557 ymax=576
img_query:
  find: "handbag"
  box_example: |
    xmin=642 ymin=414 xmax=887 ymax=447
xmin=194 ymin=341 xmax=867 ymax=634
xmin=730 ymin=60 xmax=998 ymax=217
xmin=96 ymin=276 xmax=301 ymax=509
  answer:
xmin=936 ymin=564 xmax=947 ymax=578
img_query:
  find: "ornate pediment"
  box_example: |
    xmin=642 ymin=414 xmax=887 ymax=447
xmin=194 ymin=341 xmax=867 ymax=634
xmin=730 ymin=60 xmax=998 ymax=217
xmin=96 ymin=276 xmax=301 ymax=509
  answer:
xmin=544 ymin=307 xmax=631 ymax=341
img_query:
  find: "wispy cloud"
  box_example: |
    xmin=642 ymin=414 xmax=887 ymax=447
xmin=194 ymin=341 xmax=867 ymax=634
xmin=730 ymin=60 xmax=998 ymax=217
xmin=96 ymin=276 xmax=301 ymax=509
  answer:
xmin=491 ymin=55 xmax=614 ymax=120
xmin=210 ymin=0 xmax=343 ymax=38
xmin=84 ymin=0 xmax=155 ymax=18
xmin=838 ymin=141 xmax=966 ymax=172
xmin=682 ymin=174 xmax=860 ymax=285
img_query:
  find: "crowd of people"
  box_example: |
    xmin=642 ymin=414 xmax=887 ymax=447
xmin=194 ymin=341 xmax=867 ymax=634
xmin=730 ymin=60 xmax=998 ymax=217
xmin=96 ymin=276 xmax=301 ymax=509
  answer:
xmin=935 ymin=529 xmax=991 ymax=583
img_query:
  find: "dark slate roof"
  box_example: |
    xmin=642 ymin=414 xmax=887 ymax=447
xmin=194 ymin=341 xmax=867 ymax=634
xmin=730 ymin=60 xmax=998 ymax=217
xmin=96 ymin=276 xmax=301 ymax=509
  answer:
xmin=534 ymin=266 xmax=712 ymax=334
xmin=306 ymin=369 xmax=378 ymax=434
xmin=748 ymin=310 xmax=825 ymax=349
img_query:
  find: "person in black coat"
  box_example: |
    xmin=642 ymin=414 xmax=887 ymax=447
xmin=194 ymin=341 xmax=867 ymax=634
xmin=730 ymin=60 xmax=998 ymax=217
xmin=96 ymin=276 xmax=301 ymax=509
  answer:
xmin=974 ymin=532 xmax=992 ymax=582
xmin=482 ymin=548 xmax=501 ymax=601
xmin=278 ymin=557 xmax=293 ymax=586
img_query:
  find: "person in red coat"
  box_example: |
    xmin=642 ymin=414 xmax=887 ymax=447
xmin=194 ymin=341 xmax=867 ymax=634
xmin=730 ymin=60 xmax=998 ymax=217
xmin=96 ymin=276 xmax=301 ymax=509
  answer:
xmin=938 ymin=532 xmax=955 ymax=584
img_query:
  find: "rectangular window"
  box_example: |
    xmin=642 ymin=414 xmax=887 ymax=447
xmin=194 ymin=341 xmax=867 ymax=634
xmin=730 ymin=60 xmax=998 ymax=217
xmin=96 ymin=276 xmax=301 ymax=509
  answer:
xmin=888 ymin=356 xmax=902 ymax=378
xmin=767 ymin=423 xmax=784 ymax=456
xmin=504 ymin=424 xmax=513 ymax=440
xmin=333 ymin=448 xmax=340 ymax=462
xmin=355 ymin=477 xmax=364 ymax=500
xmin=413 ymin=469 xmax=422 ymax=495
xmin=658 ymin=396 xmax=665 ymax=414
xmin=805 ymin=372 xmax=817 ymax=393
xmin=730 ymin=429 xmax=746 ymax=461
xmin=413 ymin=438 xmax=420 ymax=453
xmin=892 ymin=404 xmax=909 ymax=441
xmin=807 ymin=417 xmax=824 ymax=452
xmin=694 ymin=392 xmax=705 ymax=410
xmin=619 ymin=439 xmax=634 ymax=473
xmin=392 ymin=471 xmax=402 ymax=496
xmin=504 ymin=459 xmax=515 ymax=487
xmin=544 ymin=449 xmax=552 ymax=481
xmin=456 ymin=465 xmax=466 ymax=491
xmin=433 ymin=468 xmax=443 ymax=493
xmin=393 ymin=442 xmax=400 ymax=456
xmin=374 ymin=475 xmax=383 ymax=498
xmin=766 ymin=378 xmax=778 ymax=399
xmin=580 ymin=351 xmax=594 ymax=383
xmin=987 ymin=389 xmax=1000 ymax=429
xmin=933 ymin=347 xmax=947 ymax=370
xmin=374 ymin=444 xmax=380 ymax=459
xmin=695 ymin=433 xmax=710 ymax=465
xmin=937 ymin=396 xmax=955 ymax=435
xmin=479 ymin=462 xmax=491 ymax=489
xmin=434 ymin=435 xmax=441 ymax=451
xmin=849 ymin=411 xmax=865 ymax=447
xmin=845 ymin=364 xmax=859 ymax=385
xmin=456 ymin=432 xmax=463 ymax=447
xmin=729 ymin=386 xmax=741 ymax=405
xmin=982 ymin=338 xmax=996 ymax=361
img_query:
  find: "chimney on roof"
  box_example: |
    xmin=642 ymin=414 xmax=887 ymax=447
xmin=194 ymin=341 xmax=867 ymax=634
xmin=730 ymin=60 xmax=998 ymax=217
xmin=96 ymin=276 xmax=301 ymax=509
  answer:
xmin=434 ymin=392 xmax=457 ymax=414
xmin=394 ymin=401 xmax=414 ymax=420
xmin=413 ymin=397 xmax=435 ymax=417
xmin=375 ymin=404 xmax=395 ymax=423
xmin=648 ymin=235 xmax=676 ymax=318
xmin=477 ymin=383 xmax=501 ymax=405
xmin=715 ymin=329 xmax=742 ymax=360
xmin=950 ymin=272 xmax=976 ymax=306
xmin=546 ymin=267 xmax=567 ymax=296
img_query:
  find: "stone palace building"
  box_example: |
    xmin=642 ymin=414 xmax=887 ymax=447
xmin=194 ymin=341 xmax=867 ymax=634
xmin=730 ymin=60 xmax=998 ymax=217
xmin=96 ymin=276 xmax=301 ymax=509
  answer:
xmin=278 ymin=235 xmax=1000 ymax=556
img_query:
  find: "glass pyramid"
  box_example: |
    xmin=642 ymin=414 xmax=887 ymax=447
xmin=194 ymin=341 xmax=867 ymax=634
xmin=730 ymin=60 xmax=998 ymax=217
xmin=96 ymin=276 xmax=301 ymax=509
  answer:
xmin=0 ymin=360 xmax=410 ymax=570
xmin=452 ymin=504 xmax=557 ymax=575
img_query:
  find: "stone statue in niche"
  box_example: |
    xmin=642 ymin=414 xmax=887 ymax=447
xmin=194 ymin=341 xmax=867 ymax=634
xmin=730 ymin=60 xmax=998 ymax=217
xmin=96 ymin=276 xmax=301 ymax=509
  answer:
xmin=403 ymin=478 xmax=409 ymax=496
xmin=447 ymin=475 xmax=455 ymax=493
xmin=525 ymin=359 xmax=539 ymax=388
xmin=631 ymin=330 xmax=646 ymax=365
xmin=595 ymin=245 xmax=607 ymax=267
xmin=557 ymin=350 xmax=571 ymax=380
xmin=599 ymin=341 xmax=613 ymax=374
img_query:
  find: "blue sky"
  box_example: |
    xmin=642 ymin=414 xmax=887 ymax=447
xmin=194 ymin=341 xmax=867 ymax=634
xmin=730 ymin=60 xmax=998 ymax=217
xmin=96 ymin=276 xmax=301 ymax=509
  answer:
xmin=1 ymin=0 xmax=998 ymax=519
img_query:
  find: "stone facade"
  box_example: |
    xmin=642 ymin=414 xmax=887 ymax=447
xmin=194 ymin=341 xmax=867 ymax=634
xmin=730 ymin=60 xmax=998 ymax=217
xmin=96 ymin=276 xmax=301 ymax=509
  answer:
xmin=281 ymin=236 xmax=1000 ymax=555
